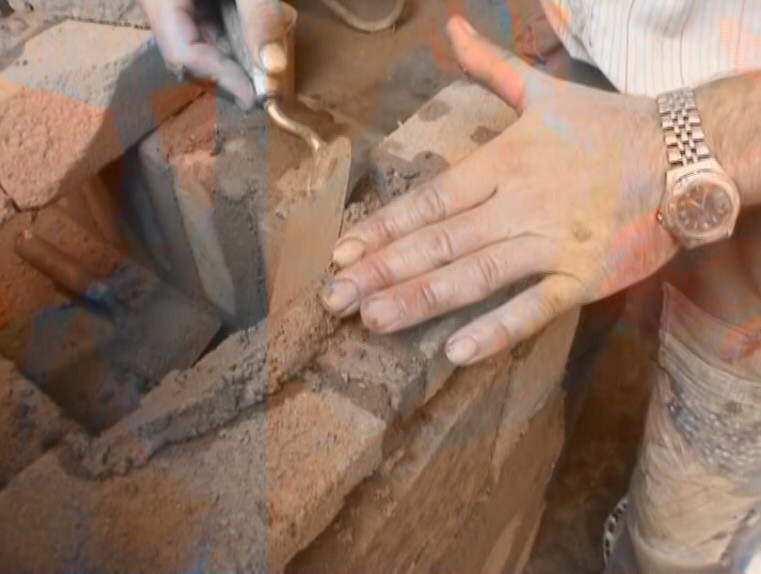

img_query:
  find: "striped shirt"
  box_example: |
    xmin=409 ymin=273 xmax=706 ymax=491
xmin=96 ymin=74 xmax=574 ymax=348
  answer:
xmin=540 ymin=0 xmax=761 ymax=96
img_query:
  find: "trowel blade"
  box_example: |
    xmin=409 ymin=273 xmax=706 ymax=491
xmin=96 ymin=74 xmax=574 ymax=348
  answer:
xmin=270 ymin=136 xmax=352 ymax=313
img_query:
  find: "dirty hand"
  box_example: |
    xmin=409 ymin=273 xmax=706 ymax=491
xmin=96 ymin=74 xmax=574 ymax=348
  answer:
xmin=321 ymin=16 xmax=680 ymax=365
xmin=141 ymin=0 xmax=287 ymax=108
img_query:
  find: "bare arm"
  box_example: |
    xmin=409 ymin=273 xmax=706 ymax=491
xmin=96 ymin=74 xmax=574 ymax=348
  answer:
xmin=698 ymin=72 xmax=761 ymax=208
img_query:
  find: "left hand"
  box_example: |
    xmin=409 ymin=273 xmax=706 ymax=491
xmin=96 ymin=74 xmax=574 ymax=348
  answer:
xmin=321 ymin=16 xmax=680 ymax=365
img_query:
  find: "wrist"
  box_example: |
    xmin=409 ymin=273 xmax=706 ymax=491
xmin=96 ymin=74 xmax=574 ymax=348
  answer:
xmin=695 ymin=72 xmax=761 ymax=208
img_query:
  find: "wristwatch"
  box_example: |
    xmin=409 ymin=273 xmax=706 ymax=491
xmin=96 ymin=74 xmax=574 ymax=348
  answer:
xmin=655 ymin=88 xmax=741 ymax=249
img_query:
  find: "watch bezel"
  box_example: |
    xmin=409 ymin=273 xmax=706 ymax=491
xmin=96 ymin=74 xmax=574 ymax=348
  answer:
xmin=659 ymin=161 xmax=741 ymax=249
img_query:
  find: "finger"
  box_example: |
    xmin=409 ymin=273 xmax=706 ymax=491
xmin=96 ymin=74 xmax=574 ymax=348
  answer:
xmin=323 ymin=198 xmax=531 ymax=315
xmin=236 ymin=0 xmax=287 ymax=73
xmin=446 ymin=15 xmax=548 ymax=112
xmin=445 ymin=275 xmax=584 ymax=365
xmin=331 ymin=138 xmax=511 ymax=268
xmin=358 ymin=236 xmax=553 ymax=333
xmin=142 ymin=0 xmax=255 ymax=108
xmin=182 ymin=43 xmax=255 ymax=108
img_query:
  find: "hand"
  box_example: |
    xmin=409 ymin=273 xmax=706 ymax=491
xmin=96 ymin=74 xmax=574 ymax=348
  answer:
xmin=321 ymin=16 xmax=680 ymax=365
xmin=141 ymin=0 xmax=287 ymax=109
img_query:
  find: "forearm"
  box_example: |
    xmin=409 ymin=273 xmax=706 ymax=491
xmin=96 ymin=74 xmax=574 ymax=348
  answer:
xmin=696 ymin=71 xmax=761 ymax=208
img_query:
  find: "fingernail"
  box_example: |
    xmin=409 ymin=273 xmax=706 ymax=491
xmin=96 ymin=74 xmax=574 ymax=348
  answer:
xmin=332 ymin=238 xmax=365 ymax=268
xmin=458 ymin=17 xmax=477 ymax=36
xmin=259 ymin=42 xmax=287 ymax=74
xmin=446 ymin=337 xmax=478 ymax=364
xmin=321 ymin=278 xmax=360 ymax=316
xmin=234 ymin=80 xmax=255 ymax=111
xmin=362 ymin=296 xmax=401 ymax=332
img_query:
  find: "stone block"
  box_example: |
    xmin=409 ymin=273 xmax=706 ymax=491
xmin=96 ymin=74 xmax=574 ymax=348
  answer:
xmin=0 ymin=358 xmax=79 ymax=487
xmin=371 ymin=80 xmax=517 ymax=203
xmin=9 ymin=0 xmax=148 ymax=27
xmin=0 ymin=388 xmax=384 ymax=573
xmin=0 ymin=20 xmax=201 ymax=210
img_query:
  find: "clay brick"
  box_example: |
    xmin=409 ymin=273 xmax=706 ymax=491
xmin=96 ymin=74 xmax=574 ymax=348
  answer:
xmin=137 ymin=94 xmax=270 ymax=325
xmin=432 ymin=390 xmax=566 ymax=573
xmin=491 ymin=309 xmax=579 ymax=478
xmin=9 ymin=0 xmax=148 ymax=27
xmin=0 ymin=388 xmax=384 ymax=573
xmin=0 ymin=20 xmax=201 ymax=209
xmin=316 ymin=321 xmax=426 ymax=422
xmin=289 ymin=314 xmax=578 ymax=573
xmin=0 ymin=358 xmax=79 ymax=487
xmin=287 ymin=357 xmax=507 ymax=573
xmin=371 ymin=80 xmax=517 ymax=203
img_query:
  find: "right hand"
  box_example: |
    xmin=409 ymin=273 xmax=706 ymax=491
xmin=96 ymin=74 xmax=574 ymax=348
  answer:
xmin=141 ymin=0 xmax=287 ymax=109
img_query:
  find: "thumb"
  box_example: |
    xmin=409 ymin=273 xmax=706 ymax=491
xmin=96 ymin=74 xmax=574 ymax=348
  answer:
xmin=446 ymin=16 xmax=546 ymax=112
xmin=236 ymin=0 xmax=288 ymax=73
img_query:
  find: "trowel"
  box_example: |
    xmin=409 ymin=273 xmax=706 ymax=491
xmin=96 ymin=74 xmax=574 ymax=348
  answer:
xmin=220 ymin=1 xmax=353 ymax=314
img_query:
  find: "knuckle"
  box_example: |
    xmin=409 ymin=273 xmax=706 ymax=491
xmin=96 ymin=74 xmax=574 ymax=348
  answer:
xmin=426 ymin=228 xmax=456 ymax=265
xmin=532 ymin=290 xmax=563 ymax=321
xmin=416 ymin=279 xmax=445 ymax=312
xmin=365 ymin=256 xmax=396 ymax=288
xmin=491 ymin=316 xmax=515 ymax=348
xmin=472 ymin=252 xmax=503 ymax=293
xmin=367 ymin=217 xmax=396 ymax=245
xmin=413 ymin=185 xmax=448 ymax=223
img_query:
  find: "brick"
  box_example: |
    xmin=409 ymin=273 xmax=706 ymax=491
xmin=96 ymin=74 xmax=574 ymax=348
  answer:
xmin=371 ymin=80 xmax=517 ymax=203
xmin=137 ymin=94 xmax=270 ymax=325
xmin=316 ymin=320 xmax=426 ymax=422
xmin=432 ymin=390 xmax=566 ymax=573
xmin=491 ymin=309 xmax=580 ymax=478
xmin=287 ymin=357 xmax=507 ymax=573
xmin=9 ymin=0 xmax=149 ymax=27
xmin=0 ymin=387 xmax=384 ymax=573
xmin=0 ymin=358 xmax=79 ymax=487
xmin=288 ymin=312 xmax=578 ymax=572
xmin=0 ymin=20 xmax=201 ymax=209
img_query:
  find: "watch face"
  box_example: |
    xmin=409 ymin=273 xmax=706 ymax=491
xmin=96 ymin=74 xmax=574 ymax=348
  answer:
xmin=673 ymin=181 xmax=734 ymax=235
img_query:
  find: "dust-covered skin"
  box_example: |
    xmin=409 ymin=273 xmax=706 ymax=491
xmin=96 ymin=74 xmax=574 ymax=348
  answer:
xmin=321 ymin=16 xmax=679 ymax=365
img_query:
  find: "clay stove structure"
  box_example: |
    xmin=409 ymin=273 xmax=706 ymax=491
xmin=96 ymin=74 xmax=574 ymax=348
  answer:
xmin=0 ymin=1 xmax=582 ymax=571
